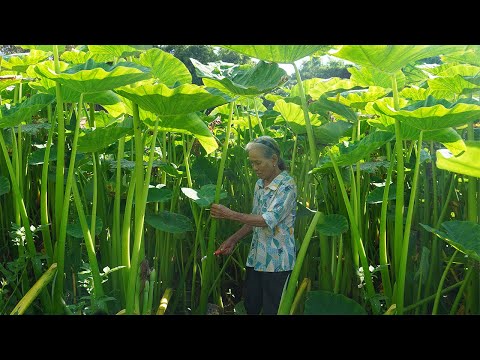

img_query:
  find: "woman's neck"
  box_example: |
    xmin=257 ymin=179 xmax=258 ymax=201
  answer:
xmin=264 ymin=168 xmax=282 ymax=187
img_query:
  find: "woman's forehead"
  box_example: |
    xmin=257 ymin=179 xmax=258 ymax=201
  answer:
xmin=248 ymin=147 xmax=268 ymax=159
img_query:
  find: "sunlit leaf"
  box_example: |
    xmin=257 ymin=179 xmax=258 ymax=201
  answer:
xmin=369 ymin=97 xmax=480 ymax=131
xmin=34 ymin=59 xmax=151 ymax=93
xmin=88 ymin=45 xmax=144 ymax=61
xmin=115 ymin=81 xmax=229 ymax=116
xmin=348 ymin=66 xmax=406 ymax=89
xmin=145 ymin=211 xmax=193 ymax=233
xmin=220 ymin=45 xmax=330 ymax=63
xmin=331 ymin=45 xmax=465 ymax=74
xmin=273 ymin=99 xmax=322 ymax=134
xmin=367 ymin=113 xmax=467 ymax=156
xmin=328 ymin=86 xmax=389 ymax=110
xmin=1 ymin=50 xmax=51 ymax=73
xmin=192 ymin=58 xmax=287 ymax=96
xmin=134 ymin=48 xmax=191 ymax=86
xmin=290 ymin=77 xmax=359 ymax=100
xmin=436 ymin=141 xmax=480 ymax=178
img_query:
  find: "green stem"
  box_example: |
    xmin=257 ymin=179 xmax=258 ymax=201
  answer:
xmin=328 ymin=149 xmax=379 ymax=313
xmin=391 ymin=74 xmax=405 ymax=276
xmin=278 ymin=211 xmax=323 ymax=314
xmin=333 ymin=234 xmax=343 ymax=294
xmin=432 ymin=250 xmax=457 ymax=315
xmin=71 ymin=176 xmax=105 ymax=310
xmin=450 ymin=262 xmax=474 ymax=315
xmin=198 ymin=101 xmax=234 ymax=314
xmin=396 ymin=130 xmax=423 ymax=315
xmin=253 ymin=97 xmax=265 ymax=135
xmin=53 ymin=45 xmax=65 ymax=240
xmin=378 ymin=144 xmax=395 ymax=302
xmin=40 ymin=104 xmax=55 ymax=265
xmin=125 ymin=111 xmax=159 ymax=314
xmin=293 ymin=62 xmax=316 ymax=167
xmin=53 ymin=93 xmax=84 ymax=313
xmin=403 ymin=280 xmax=463 ymax=313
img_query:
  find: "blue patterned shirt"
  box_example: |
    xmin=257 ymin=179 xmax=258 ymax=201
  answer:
xmin=246 ymin=170 xmax=297 ymax=272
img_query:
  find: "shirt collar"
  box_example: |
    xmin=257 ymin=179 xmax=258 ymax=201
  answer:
xmin=260 ymin=170 xmax=287 ymax=191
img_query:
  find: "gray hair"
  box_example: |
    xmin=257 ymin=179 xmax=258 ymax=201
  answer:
xmin=245 ymin=136 xmax=286 ymax=171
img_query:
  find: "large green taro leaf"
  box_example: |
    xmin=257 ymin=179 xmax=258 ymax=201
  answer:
xmin=313 ymin=121 xmax=353 ymax=145
xmin=134 ymin=48 xmax=192 ymax=86
xmin=0 ymin=93 xmax=55 ymax=128
xmin=427 ymin=64 xmax=480 ymax=99
xmin=441 ymin=46 xmax=480 ymax=67
xmin=191 ymin=58 xmax=287 ymax=96
xmin=290 ymin=77 xmax=359 ymax=100
xmin=145 ymin=211 xmax=193 ymax=234
xmin=0 ymin=75 xmax=22 ymax=92
xmin=34 ymin=59 xmax=151 ymax=93
xmin=67 ymin=215 xmax=103 ymax=239
xmin=348 ymin=66 xmax=406 ymax=89
xmin=77 ymin=125 xmax=133 ymax=153
xmin=219 ymin=45 xmax=330 ymax=63
xmin=436 ymin=141 xmax=480 ymax=178
xmin=304 ymin=290 xmax=367 ymax=315
xmin=18 ymin=45 xmax=66 ymax=53
xmin=87 ymin=45 xmax=150 ymax=61
xmin=421 ymin=221 xmax=480 ymax=262
xmin=181 ymin=184 xmax=227 ymax=207
xmin=316 ymin=214 xmax=349 ymax=236
xmin=308 ymin=97 xmax=358 ymax=122
xmin=331 ymin=45 xmax=465 ymax=74
xmin=329 ymin=86 xmax=389 ymax=111
xmin=311 ymin=131 xmax=395 ymax=173
xmin=273 ymin=99 xmax=322 ymax=134
xmin=1 ymin=50 xmax=51 ymax=73
xmin=367 ymin=110 xmax=467 ymax=156
xmin=369 ymin=97 xmax=480 ymax=131
xmin=115 ymin=81 xmax=229 ymax=116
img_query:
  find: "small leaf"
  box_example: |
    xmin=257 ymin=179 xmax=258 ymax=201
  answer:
xmin=366 ymin=184 xmax=397 ymax=204
xmin=181 ymin=184 xmax=227 ymax=207
xmin=145 ymin=211 xmax=193 ymax=233
xmin=304 ymin=290 xmax=367 ymax=315
xmin=316 ymin=214 xmax=349 ymax=236
xmin=67 ymin=216 xmax=103 ymax=239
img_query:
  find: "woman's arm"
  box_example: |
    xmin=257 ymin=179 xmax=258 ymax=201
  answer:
xmin=210 ymin=204 xmax=268 ymax=227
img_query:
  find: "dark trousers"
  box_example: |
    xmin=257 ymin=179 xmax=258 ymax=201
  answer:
xmin=244 ymin=266 xmax=292 ymax=315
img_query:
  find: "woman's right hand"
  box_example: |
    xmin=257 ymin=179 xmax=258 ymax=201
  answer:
xmin=214 ymin=238 xmax=237 ymax=256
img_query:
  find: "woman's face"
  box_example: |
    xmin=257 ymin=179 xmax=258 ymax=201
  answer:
xmin=248 ymin=146 xmax=276 ymax=180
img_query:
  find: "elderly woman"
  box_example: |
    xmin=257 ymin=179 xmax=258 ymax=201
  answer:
xmin=210 ymin=136 xmax=297 ymax=315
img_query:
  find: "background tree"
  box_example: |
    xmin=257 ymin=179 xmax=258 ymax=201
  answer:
xmin=295 ymin=56 xmax=353 ymax=81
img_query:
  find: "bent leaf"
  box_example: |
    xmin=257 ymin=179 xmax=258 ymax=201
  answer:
xmin=421 ymin=221 xmax=480 ymax=261
xmin=436 ymin=141 xmax=480 ymax=178
xmin=35 ymin=59 xmax=151 ymax=93
xmin=0 ymin=93 xmax=55 ymax=128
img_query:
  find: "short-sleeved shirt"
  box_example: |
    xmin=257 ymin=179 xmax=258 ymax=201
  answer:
xmin=246 ymin=170 xmax=297 ymax=272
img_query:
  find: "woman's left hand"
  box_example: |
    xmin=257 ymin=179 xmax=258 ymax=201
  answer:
xmin=210 ymin=204 xmax=235 ymax=220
